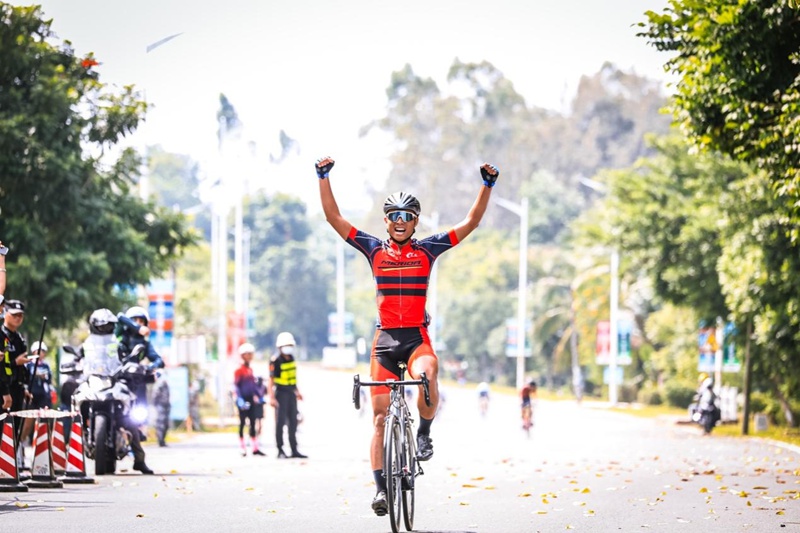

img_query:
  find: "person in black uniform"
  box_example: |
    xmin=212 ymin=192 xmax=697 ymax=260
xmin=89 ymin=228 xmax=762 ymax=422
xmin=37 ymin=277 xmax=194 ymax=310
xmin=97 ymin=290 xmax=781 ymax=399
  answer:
xmin=268 ymin=332 xmax=306 ymax=459
xmin=1 ymin=300 xmax=32 ymax=454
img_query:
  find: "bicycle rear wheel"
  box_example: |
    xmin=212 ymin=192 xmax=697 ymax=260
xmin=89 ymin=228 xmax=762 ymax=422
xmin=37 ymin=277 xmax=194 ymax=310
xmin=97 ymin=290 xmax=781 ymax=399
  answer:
xmin=384 ymin=416 xmax=402 ymax=533
xmin=402 ymin=422 xmax=416 ymax=531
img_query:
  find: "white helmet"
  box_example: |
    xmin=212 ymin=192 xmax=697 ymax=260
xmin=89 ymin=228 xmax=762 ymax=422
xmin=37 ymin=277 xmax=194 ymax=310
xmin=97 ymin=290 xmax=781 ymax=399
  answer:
xmin=238 ymin=342 xmax=255 ymax=356
xmin=125 ymin=306 xmax=150 ymax=325
xmin=275 ymin=331 xmax=296 ymax=348
xmin=30 ymin=341 xmax=48 ymax=353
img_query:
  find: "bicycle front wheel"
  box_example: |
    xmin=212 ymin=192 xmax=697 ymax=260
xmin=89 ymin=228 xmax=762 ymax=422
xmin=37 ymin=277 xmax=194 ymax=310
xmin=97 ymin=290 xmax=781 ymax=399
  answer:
xmin=402 ymin=422 xmax=416 ymax=531
xmin=384 ymin=416 xmax=402 ymax=533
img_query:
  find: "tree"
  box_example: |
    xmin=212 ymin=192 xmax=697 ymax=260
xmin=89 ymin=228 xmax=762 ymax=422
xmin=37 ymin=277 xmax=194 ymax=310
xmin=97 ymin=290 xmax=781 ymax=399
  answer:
xmin=577 ymin=135 xmax=800 ymax=422
xmin=245 ymin=193 xmax=331 ymax=353
xmin=0 ymin=4 xmax=196 ymax=329
xmin=640 ymin=0 xmax=800 ymax=215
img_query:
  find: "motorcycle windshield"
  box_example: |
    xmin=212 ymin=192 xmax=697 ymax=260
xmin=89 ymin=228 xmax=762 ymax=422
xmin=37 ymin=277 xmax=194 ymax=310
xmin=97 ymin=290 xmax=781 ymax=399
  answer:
xmin=81 ymin=333 xmax=122 ymax=377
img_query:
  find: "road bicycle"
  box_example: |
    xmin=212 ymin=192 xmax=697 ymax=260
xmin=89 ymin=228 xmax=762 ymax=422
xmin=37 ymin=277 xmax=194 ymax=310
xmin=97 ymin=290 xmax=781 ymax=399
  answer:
xmin=353 ymin=362 xmax=430 ymax=533
xmin=521 ymin=403 xmax=533 ymax=438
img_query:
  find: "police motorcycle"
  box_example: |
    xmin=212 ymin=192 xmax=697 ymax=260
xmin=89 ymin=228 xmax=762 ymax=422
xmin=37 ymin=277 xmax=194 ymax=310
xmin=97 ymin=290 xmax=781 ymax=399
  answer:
xmin=60 ymin=310 xmax=154 ymax=475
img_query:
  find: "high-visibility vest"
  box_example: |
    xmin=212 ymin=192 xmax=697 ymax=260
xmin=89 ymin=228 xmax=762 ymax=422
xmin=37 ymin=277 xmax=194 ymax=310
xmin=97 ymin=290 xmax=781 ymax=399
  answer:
xmin=272 ymin=357 xmax=297 ymax=387
xmin=2 ymin=336 xmax=9 ymax=377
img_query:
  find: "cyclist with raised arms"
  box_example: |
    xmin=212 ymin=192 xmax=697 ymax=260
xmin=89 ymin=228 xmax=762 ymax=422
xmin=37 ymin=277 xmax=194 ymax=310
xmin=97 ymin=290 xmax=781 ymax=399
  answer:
xmin=316 ymin=156 xmax=499 ymax=516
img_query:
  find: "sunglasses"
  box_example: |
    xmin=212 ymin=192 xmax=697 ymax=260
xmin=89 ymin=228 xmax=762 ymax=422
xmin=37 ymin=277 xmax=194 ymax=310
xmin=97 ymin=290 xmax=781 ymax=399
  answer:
xmin=387 ymin=211 xmax=417 ymax=223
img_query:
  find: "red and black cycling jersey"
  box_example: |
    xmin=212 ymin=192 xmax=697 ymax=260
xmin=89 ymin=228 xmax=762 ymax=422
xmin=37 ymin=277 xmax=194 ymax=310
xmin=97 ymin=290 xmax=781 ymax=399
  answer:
xmin=345 ymin=226 xmax=459 ymax=329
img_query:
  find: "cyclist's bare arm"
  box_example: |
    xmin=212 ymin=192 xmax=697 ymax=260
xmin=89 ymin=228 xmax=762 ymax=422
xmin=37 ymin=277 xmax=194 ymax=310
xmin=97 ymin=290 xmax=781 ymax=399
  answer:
xmin=316 ymin=157 xmax=352 ymax=239
xmin=453 ymin=163 xmax=499 ymax=243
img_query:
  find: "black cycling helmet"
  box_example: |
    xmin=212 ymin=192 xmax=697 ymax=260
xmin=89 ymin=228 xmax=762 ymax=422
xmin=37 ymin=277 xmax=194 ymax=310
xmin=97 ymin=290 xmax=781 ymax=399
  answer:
xmin=383 ymin=192 xmax=421 ymax=217
xmin=89 ymin=308 xmax=118 ymax=335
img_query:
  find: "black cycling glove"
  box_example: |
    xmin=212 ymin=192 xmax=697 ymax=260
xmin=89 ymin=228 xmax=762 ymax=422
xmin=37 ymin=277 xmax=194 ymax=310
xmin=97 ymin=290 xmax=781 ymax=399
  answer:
xmin=480 ymin=163 xmax=499 ymax=188
xmin=316 ymin=157 xmax=334 ymax=179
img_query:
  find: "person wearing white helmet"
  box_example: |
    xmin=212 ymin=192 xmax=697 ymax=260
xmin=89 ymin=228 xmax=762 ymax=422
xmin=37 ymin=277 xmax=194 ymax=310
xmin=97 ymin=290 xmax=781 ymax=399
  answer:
xmin=269 ymin=332 xmax=306 ymax=459
xmin=316 ymin=156 xmax=500 ymax=515
xmin=114 ymin=306 xmax=164 ymax=474
xmin=115 ymin=306 xmax=164 ymax=372
xmin=234 ymin=342 xmax=265 ymax=457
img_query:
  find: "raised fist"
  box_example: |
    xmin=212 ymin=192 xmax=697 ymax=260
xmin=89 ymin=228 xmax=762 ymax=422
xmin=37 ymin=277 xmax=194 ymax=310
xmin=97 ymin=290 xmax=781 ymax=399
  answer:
xmin=316 ymin=157 xmax=335 ymax=179
xmin=480 ymin=163 xmax=499 ymax=188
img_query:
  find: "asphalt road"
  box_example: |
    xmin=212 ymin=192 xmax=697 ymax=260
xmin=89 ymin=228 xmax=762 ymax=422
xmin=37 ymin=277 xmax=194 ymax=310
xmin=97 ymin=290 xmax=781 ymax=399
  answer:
xmin=2 ymin=363 xmax=798 ymax=532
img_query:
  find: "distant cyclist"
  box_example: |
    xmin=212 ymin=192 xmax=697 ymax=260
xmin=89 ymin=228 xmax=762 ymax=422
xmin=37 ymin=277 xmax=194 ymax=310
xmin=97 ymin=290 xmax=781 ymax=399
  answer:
xmin=521 ymin=380 xmax=537 ymax=432
xmin=316 ymin=156 xmax=499 ymax=516
xmin=477 ymin=381 xmax=490 ymax=416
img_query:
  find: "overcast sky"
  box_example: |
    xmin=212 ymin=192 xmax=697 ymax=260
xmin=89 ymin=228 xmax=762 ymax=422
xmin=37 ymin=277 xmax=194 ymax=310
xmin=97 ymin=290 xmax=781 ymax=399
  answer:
xmin=32 ymin=0 xmax=673 ymax=212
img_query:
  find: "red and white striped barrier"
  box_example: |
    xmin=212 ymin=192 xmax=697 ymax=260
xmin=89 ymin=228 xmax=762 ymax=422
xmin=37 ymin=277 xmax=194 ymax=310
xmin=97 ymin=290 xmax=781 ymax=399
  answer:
xmin=52 ymin=419 xmax=68 ymax=475
xmin=0 ymin=416 xmax=28 ymax=492
xmin=61 ymin=417 xmax=94 ymax=484
xmin=27 ymin=419 xmax=63 ymax=488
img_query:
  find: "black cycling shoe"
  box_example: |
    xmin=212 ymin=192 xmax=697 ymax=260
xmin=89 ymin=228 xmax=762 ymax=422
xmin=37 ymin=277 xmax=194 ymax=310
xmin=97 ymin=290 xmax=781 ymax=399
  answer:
xmin=371 ymin=491 xmax=388 ymax=516
xmin=417 ymin=434 xmax=433 ymax=461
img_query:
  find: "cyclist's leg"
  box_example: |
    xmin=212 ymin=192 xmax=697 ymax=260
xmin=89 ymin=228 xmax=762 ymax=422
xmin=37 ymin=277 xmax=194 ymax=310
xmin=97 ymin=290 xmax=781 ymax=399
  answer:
xmin=370 ymin=346 xmax=395 ymax=499
xmin=409 ymin=354 xmax=439 ymax=420
xmin=407 ymin=328 xmax=439 ymax=420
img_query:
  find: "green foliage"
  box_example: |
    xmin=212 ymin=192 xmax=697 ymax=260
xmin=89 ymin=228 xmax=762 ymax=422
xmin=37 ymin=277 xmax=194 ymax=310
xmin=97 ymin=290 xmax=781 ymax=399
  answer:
xmin=663 ymin=381 xmax=696 ymax=409
xmin=637 ymin=382 xmax=663 ymax=406
xmin=246 ymin=193 xmax=331 ymax=353
xmin=640 ymin=0 xmax=800 ymax=219
xmin=0 ymin=4 xmax=196 ymax=329
xmin=364 ymin=60 xmax=670 ymax=236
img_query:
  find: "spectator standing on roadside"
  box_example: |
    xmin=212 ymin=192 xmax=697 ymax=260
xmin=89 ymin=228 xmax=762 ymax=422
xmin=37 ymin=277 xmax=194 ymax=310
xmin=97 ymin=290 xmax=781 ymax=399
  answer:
xmin=234 ymin=342 xmax=264 ymax=457
xmin=269 ymin=332 xmax=306 ymax=459
xmin=153 ymin=370 xmax=171 ymax=447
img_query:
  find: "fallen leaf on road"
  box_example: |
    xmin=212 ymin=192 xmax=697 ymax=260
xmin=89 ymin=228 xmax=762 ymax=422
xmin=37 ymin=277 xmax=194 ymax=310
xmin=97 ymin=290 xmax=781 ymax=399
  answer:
xmin=699 ymin=487 xmax=708 ymax=493
xmin=777 ymin=510 xmax=785 ymax=515
xmin=136 ymin=514 xmax=145 ymax=518
xmin=753 ymin=486 xmax=768 ymax=490
xmin=534 ymin=510 xmax=547 ymax=514
xmin=471 ymin=476 xmax=484 ymax=481
xmin=462 ymin=484 xmax=478 ymax=488
xmin=519 ymin=492 xmax=532 ymax=497
xmin=459 ymin=502 xmax=470 ymax=506
xmin=56 ymin=507 xmax=64 ymax=511
xmin=585 ymin=510 xmax=595 ymax=516
xmin=153 ymin=493 xmax=158 ymax=498
xmin=566 ymin=525 xmax=574 ymax=530
xmin=485 ymin=485 xmax=496 ymax=490
xmin=14 ymin=502 xmax=28 ymax=508
xmin=581 ymin=488 xmax=590 ymax=494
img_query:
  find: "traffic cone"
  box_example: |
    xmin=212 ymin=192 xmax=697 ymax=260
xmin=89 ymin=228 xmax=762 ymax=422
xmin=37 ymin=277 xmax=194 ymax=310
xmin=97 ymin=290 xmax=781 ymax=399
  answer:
xmin=0 ymin=416 xmax=29 ymax=492
xmin=52 ymin=419 xmax=67 ymax=475
xmin=26 ymin=418 xmax=63 ymax=488
xmin=61 ymin=416 xmax=94 ymax=484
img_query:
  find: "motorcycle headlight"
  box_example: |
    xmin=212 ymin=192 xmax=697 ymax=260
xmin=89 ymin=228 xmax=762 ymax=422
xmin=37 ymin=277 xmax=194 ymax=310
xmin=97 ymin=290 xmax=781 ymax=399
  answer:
xmin=88 ymin=375 xmax=112 ymax=391
xmin=131 ymin=405 xmax=148 ymax=424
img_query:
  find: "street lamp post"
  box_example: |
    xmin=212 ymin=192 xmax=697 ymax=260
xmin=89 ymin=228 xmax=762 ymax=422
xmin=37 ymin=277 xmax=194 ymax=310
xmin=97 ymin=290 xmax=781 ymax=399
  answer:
xmin=493 ymin=197 xmax=529 ymax=391
xmin=609 ymin=250 xmax=620 ymax=406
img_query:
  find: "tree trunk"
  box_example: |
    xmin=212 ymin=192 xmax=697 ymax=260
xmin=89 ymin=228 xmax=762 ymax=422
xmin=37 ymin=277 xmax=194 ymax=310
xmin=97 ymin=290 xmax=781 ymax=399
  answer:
xmin=741 ymin=319 xmax=753 ymax=435
xmin=770 ymin=376 xmax=796 ymax=427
